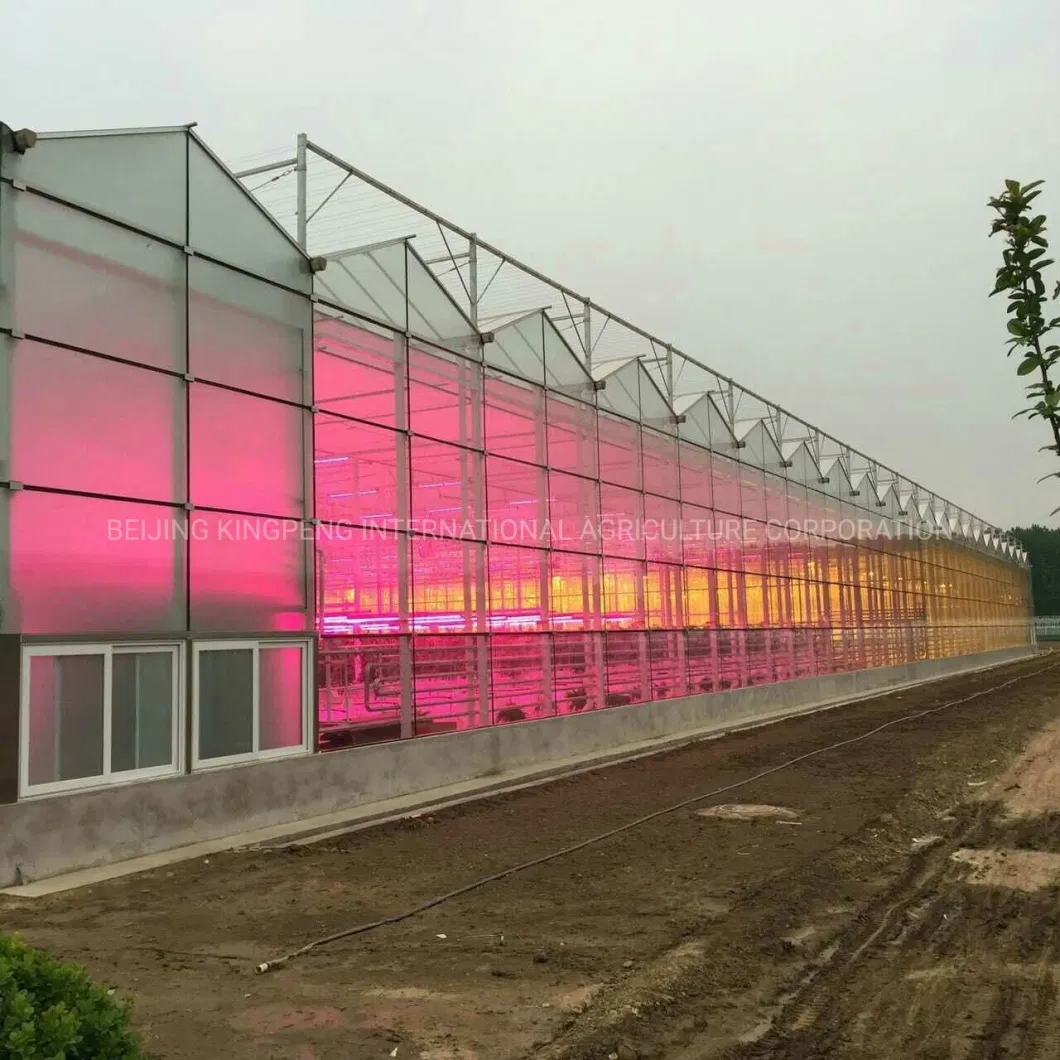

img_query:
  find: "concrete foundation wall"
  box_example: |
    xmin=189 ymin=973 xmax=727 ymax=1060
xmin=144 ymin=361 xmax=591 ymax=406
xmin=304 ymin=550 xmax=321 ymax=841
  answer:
xmin=0 ymin=645 xmax=1033 ymax=886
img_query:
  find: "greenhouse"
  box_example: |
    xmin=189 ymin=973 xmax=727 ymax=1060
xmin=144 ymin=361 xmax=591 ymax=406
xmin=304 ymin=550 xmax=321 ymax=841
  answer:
xmin=0 ymin=122 xmax=1033 ymax=881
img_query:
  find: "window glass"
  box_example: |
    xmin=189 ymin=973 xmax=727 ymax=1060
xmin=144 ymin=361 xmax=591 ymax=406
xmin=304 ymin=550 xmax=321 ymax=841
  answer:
xmin=112 ymin=651 xmax=174 ymax=773
xmin=197 ymin=648 xmax=254 ymax=761
xmin=260 ymin=646 xmax=305 ymax=751
xmin=27 ymin=654 xmax=105 ymax=786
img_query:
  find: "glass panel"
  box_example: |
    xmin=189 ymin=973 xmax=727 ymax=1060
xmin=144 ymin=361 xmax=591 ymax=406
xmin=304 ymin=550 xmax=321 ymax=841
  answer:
xmin=188 ymin=138 xmax=309 ymax=292
xmin=644 ymin=495 xmax=682 ymax=564
xmin=641 ymin=359 xmax=669 ymax=406
xmin=484 ymin=373 xmax=545 ymax=464
xmin=27 ymin=654 xmax=105 ymax=786
xmin=9 ymin=339 xmax=183 ymax=502
xmin=742 ymin=521 xmax=767 ymax=574
xmin=766 ymin=532 xmax=791 ymax=584
xmin=315 ymin=243 xmax=406 ymax=329
xmin=260 ymin=645 xmax=305 ymax=751
xmin=12 ymin=192 xmax=185 ymax=371
xmin=411 ymin=536 xmax=485 ymax=632
xmin=786 ymin=444 xmax=819 ymax=488
xmin=550 ymin=552 xmax=601 ymax=630
xmin=680 ymin=393 xmax=730 ymax=449
xmin=553 ymin=632 xmax=604 ymax=713
xmin=412 ymin=635 xmax=487 ymax=734
xmin=683 ymin=567 xmax=715 ymax=628
xmin=745 ymin=573 xmax=766 ymax=626
xmin=746 ymin=628 xmax=769 ymax=683
xmin=638 ymin=368 xmax=673 ymax=430
xmin=641 ymin=429 xmax=679 ymax=499
xmin=716 ymin=568 xmax=743 ymax=625
xmin=487 ymin=315 xmax=545 ymax=384
xmin=491 ymin=633 xmax=553 ymax=721
xmin=547 ymin=394 xmax=598 ymax=478
xmin=189 ymin=258 xmax=310 ymax=404
xmin=190 ymin=384 xmax=305 ymax=517
xmin=604 ymin=632 xmax=648 ymax=705
xmin=741 ymin=423 xmax=780 ymax=467
xmin=787 ymin=483 xmax=808 ymax=532
xmin=487 ymin=545 xmax=548 ymax=631
xmin=793 ymin=627 xmax=816 ymax=676
xmin=544 ymin=319 xmax=590 ymax=394
xmin=717 ymin=516 xmax=745 ymax=573
xmin=599 ymin=483 xmax=643 ymax=558
xmin=597 ymin=413 xmax=642 ymax=490
xmin=648 ymin=630 xmax=688 ymax=699
xmin=408 ymin=344 xmax=482 ymax=446
xmin=410 ymin=437 xmax=484 ymax=539
xmin=717 ymin=629 xmax=748 ymax=689
xmin=713 ymin=454 xmax=742 ymax=516
xmin=548 ymin=471 xmax=600 ymax=553
xmin=318 ymin=526 xmax=403 ymax=635
xmin=406 ymin=249 xmax=479 ymax=354
xmin=315 ymin=414 xmax=403 ymax=529
xmin=6 ymin=493 xmax=184 ymax=635
xmin=486 ymin=456 xmax=546 ymax=547
xmin=314 ymin=313 xmax=404 ymax=428
xmin=111 ymin=650 xmax=174 ymax=773
xmin=197 ymin=648 xmax=254 ymax=760
xmin=190 ymin=510 xmax=308 ymax=632
xmin=4 ymin=130 xmax=187 ymax=242
xmin=681 ymin=504 xmax=715 ymax=568
xmin=317 ymin=635 xmax=403 ymax=748
xmin=679 ymin=442 xmax=712 ymax=508
xmin=602 ymin=558 xmax=644 ymax=629
xmin=595 ymin=361 xmax=640 ymax=420
xmin=646 ymin=562 xmax=683 ymax=628
xmin=686 ymin=629 xmax=716 ymax=692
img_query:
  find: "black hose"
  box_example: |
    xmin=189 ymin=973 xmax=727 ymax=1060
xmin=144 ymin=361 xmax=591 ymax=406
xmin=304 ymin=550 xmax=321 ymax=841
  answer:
xmin=256 ymin=658 xmax=1055 ymax=973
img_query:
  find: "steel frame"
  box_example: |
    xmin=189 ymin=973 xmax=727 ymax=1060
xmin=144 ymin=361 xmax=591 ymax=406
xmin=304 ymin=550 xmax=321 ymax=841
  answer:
xmin=238 ymin=134 xmax=1026 ymax=564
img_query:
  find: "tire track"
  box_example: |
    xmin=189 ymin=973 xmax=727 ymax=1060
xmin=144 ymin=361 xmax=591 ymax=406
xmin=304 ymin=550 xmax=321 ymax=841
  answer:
xmin=726 ymin=800 xmax=1060 ymax=1058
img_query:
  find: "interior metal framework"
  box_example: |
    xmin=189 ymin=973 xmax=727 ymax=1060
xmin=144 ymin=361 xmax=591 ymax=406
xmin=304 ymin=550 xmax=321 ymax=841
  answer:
xmin=0 ymin=122 xmax=1033 ymax=799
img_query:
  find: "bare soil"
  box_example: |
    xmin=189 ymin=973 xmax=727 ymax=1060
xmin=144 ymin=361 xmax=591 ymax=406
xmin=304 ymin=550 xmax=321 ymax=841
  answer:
xmin=4 ymin=652 xmax=1060 ymax=1060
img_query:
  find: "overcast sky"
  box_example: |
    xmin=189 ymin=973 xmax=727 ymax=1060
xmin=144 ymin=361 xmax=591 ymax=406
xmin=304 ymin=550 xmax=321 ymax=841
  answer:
xmin=5 ymin=0 xmax=1060 ymax=529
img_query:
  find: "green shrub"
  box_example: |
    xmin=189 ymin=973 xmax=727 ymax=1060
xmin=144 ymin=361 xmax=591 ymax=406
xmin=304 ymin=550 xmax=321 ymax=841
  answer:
xmin=0 ymin=934 xmax=144 ymax=1059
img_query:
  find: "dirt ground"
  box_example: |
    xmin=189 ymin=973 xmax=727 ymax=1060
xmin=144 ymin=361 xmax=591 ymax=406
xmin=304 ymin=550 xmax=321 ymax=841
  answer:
xmin=5 ymin=652 xmax=1060 ymax=1060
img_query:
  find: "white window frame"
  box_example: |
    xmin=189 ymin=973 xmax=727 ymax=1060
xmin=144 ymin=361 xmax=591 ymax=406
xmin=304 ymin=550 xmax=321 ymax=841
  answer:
xmin=19 ymin=642 xmax=185 ymax=800
xmin=191 ymin=639 xmax=312 ymax=770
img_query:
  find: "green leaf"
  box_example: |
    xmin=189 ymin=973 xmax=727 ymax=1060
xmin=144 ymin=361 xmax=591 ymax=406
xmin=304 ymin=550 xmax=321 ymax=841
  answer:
xmin=1006 ymin=179 xmax=1021 ymax=195
xmin=0 ymin=933 xmax=144 ymax=1059
xmin=1008 ymin=320 xmax=1027 ymax=336
xmin=1018 ymin=357 xmax=1040 ymax=375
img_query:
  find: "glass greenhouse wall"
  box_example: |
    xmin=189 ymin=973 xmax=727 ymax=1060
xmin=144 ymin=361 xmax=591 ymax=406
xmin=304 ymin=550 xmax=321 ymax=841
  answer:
xmin=313 ymin=292 xmax=1031 ymax=747
xmin=0 ymin=123 xmax=1033 ymax=802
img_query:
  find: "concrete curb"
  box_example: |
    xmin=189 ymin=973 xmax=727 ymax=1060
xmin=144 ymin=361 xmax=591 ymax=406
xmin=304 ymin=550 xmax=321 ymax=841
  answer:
xmin=1 ymin=646 xmax=1039 ymax=897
